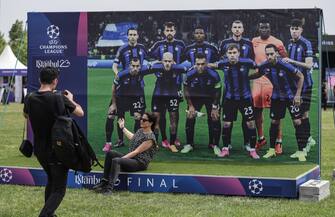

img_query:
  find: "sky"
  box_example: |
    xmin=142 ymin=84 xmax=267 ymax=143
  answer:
xmin=0 ymin=0 xmax=334 ymax=41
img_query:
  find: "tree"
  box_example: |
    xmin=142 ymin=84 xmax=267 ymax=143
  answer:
xmin=0 ymin=32 xmax=6 ymax=54
xmin=9 ymin=20 xmax=27 ymax=66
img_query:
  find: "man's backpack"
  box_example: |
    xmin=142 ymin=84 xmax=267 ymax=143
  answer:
xmin=51 ymin=93 xmax=103 ymax=172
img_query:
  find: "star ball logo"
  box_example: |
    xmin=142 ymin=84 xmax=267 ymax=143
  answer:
xmin=248 ymin=179 xmax=263 ymax=195
xmin=39 ymin=24 xmax=68 ymax=54
xmin=0 ymin=168 xmax=13 ymax=183
xmin=47 ymin=25 xmax=60 ymax=39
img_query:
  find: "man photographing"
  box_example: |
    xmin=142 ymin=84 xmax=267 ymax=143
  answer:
xmin=24 ymin=67 xmax=84 ymax=217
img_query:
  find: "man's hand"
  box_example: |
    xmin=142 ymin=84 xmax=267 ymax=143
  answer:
xmin=108 ymin=103 xmax=117 ymax=116
xmin=63 ymin=90 xmax=73 ymax=101
xmin=118 ymin=118 xmax=125 ymax=129
xmin=211 ymin=108 xmax=220 ymax=121
xmin=187 ymin=105 xmax=196 ymax=119
xmin=293 ymin=95 xmax=302 ymax=106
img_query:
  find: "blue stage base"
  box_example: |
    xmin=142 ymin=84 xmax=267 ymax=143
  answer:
xmin=0 ymin=166 xmax=320 ymax=198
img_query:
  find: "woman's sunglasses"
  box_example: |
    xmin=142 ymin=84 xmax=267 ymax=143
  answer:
xmin=140 ymin=118 xmax=149 ymax=122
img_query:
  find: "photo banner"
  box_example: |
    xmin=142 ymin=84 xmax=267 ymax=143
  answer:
xmin=28 ymin=9 xmax=322 ymax=181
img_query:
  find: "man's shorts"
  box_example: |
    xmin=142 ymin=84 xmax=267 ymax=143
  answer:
xmin=189 ymin=97 xmax=214 ymax=114
xmin=152 ymin=95 xmax=180 ymax=113
xmin=116 ymin=95 xmax=146 ymax=117
xmin=301 ymin=86 xmax=312 ymax=113
xmin=270 ymin=99 xmax=302 ymax=120
xmin=252 ymin=76 xmax=273 ymax=108
xmin=222 ymin=99 xmax=255 ymax=122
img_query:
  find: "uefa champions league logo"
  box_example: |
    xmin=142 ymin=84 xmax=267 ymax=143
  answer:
xmin=47 ymin=25 xmax=60 ymax=39
xmin=248 ymin=179 xmax=263 ymax=195
xmin=0 ymin=168 xmax=13 ymax=183
xmin=40 ymin=24 xmax=67 ymax=54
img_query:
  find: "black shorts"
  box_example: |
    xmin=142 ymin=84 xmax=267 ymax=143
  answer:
xmin=116 ymin=96 xmax=146 ymax=117
xmin=270 ymin=99 xmax=302 ymax=120
xmin=222 ymin=99 xmax=254 ymax=122
xmin=301 ymin=87 xmax=312 ymax=113
xmin=189 ymin=97 xmax=214 ymax=114
xmin=151 ymin=95 xmax=179 ymax=112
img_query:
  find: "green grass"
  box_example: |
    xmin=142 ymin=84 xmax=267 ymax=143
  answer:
xmin=0 ymin=107 xmax=334 ymax=217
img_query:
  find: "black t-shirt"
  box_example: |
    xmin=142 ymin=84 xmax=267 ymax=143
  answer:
xmin=23 ymin=91 xmax=76 ymax=158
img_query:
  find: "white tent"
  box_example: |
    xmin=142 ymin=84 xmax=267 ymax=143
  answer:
xmin=0 ymin=45 xmax=26 ymax=70
xmin=0 ymin=45 xmax=27 ymax=103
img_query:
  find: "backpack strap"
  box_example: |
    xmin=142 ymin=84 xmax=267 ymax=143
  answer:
xmin=23 ymin=91 xmax=35 ymax=140
xmin=54 ymin=91 xmax=70 ymax=117
xmin=93 ymin=160 xmax=104 ymax=169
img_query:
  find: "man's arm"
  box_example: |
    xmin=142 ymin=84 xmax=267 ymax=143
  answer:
xmin=207 ymin=62 xmax=219 ymax=69
xmin=293 ymin=71 xmax=304 ymax=106
xmin=180 ymin=47 xmax=189 ymax=63
xmin=282 ymin=57 xmax=313 ymax=70
xmin=211 ymin=83 xmax=222 ymax=120
xmin=213 ymin=83 xmax=222 ymax=106
xmin=112 ymin=84 xmax=116 ymax=103
xmin=112 ymin=48 xmax=122 ymax=75
xmin=140 ymin=65 xmax=153 ymax=76
xmin=184 ymin=85 xmax=193 ymax=108
xmin=148 ymin=42 xmax=159 ymax=60
xmin=212 ymin=45 xmax=220 ymax=63
xmin=249 ymin=42 xmax=256 ymax=61
xmin=63 ymin=90 xmax=84 ymax=117
xmin=277 ymin=43 xmax=288 ymax=58
xmin=107 ymin=84 xmax=117 ymax=115
xmin=249 ymin=70 xmax=263 ymax=80
xmin=184 ymin=84 xmax=196 ymax=118
xmin=174 ymin=65 xmax=188 ymax=74
xmin=112 ymin=62 xmax=119 ymax=75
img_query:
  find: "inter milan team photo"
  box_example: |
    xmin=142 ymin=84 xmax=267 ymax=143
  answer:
xmin=87 ymin=10 xmax=320 ymax=162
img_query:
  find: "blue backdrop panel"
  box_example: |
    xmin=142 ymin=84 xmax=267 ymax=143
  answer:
xmin=0 ymin=166 xmax=320 ymax=198
xmin=27 ymin=12 xmax=87 ymax=133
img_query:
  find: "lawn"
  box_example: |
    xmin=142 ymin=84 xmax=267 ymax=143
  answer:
xmin=0 ymin=105 xmax=334 ymax=217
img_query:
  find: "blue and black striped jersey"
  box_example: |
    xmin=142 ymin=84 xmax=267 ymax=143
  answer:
xmin=149 ymin=39 xmax=185 ymax=64
xmin=287 ymin=36 xmax=313 ymax=89
xmin=113 ymin=65 xmax=151 ymax=96
xmin=150 ymin=64 xmax=187 ymax=96
xmin=184 ymin=67 xmax=221 ymax=98
xmin=114 ymin=43 xmax=147 ymax=70
xmin=184 ymin=41 xmax=219 ymax=66
xmin=219 ymin=37 xmax=254 ymax=60
xmin=258 ymin=59 xmax=299 ymax=100
xmin=218 ymin=58 xmax=255 ymax=100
